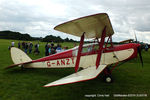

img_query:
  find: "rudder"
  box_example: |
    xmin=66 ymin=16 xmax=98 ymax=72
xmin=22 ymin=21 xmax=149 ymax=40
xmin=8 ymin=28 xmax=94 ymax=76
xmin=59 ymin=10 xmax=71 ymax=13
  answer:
xmin=10 ymin=47 xmax=32 ymax=64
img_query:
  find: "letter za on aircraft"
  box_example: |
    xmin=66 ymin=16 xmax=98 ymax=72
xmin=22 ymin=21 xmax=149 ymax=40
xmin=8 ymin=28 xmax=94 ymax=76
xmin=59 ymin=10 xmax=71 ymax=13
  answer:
xmin=6 ymin=13 xmax=143 ymax=87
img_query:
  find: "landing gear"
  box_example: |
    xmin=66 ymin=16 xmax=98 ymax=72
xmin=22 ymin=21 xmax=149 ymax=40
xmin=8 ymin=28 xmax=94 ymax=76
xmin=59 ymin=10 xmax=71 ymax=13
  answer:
xmin=21 ymin=65 xmax=24 ymax=70
xmin=103 ymin=67 xmax=113 ymax=83
xmin=104 ymin=75 xmax=113 ymax=83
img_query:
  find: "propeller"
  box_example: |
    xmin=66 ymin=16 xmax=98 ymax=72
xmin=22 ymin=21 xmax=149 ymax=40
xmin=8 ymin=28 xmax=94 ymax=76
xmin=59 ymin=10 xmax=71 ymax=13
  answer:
xmin=134 ymin=30 xmax=138 ymax=43
xmin=134 ymin=31 xmax=143 ymax=67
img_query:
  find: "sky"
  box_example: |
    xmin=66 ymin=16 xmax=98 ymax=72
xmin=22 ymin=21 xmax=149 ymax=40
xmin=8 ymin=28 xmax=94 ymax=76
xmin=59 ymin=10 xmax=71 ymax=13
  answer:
xmin=0 ymin=0 xmax=150 ymax=43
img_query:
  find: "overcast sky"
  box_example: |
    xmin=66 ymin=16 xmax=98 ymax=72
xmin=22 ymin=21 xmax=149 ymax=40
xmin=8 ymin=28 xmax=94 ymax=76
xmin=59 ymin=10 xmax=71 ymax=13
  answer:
xmin=0 ymin=0 xmax=150 ymax=43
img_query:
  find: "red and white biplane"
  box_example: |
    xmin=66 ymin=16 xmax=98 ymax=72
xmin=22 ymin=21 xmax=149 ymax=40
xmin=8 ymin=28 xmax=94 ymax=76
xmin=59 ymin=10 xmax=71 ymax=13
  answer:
xmin=6 ymin=13 xmax=143 ymax=87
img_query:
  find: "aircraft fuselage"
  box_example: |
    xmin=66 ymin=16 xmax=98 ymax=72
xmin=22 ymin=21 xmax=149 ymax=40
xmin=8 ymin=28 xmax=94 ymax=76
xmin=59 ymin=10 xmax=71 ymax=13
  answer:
xmin=24 ymin=43 xmax=140 ymax=69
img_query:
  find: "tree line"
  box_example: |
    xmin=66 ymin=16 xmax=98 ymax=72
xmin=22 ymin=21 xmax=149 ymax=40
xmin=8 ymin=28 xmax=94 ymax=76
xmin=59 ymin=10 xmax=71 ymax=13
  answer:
xmin=0 ymin=30 xmax=76 ymax=42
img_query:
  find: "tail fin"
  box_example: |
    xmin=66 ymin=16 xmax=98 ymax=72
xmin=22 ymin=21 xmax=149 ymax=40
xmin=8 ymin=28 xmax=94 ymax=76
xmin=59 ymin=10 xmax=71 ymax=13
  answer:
xmin=6 ymin=47 xmax=32 ymax=69
xmin=10 ymin=47 xmax=32 ymax=64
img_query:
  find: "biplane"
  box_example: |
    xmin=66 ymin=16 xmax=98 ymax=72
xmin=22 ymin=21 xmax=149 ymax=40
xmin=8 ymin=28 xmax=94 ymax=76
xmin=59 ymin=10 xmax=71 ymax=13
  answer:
xmin=6 ymin=13 xmax=143 ymax=87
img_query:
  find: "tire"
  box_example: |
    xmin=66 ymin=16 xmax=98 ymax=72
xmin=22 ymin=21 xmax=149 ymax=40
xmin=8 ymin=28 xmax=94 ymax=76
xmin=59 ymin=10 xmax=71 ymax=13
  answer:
xmin=104 ymin=75 xmax=113 ymax=83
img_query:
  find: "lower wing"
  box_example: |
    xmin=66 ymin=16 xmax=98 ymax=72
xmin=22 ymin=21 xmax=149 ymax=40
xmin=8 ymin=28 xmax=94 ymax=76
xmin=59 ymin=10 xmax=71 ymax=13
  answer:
xmin=44 ymin=64 xmax=107 ymax=87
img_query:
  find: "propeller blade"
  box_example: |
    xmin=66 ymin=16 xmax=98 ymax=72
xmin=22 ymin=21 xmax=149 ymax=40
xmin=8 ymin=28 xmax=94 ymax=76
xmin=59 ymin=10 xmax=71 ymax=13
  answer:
xmin=134 ymin=30 xmax=138 ymax=43
xmin=137 ymin=46 xmax=143 ymax=67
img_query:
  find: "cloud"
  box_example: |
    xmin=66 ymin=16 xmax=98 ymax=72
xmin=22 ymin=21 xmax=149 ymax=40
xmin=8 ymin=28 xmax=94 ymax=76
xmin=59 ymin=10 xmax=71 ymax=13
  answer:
xmin=0 ymin=0 xmax=150 ymax=43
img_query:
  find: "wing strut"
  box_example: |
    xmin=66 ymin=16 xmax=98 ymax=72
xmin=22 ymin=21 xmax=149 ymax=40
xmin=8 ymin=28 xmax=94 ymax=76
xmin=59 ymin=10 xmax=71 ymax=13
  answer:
xmin=75 ymin=32 xmax=85 ymax=72
xmin=96 ymin=26 xmax=106 ymax=69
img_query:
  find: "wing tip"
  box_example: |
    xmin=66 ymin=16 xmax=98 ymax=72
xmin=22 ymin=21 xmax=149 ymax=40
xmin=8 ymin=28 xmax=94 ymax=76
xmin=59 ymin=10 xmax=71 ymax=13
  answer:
xmin=43 ymin=84 xmax=61 ymax=88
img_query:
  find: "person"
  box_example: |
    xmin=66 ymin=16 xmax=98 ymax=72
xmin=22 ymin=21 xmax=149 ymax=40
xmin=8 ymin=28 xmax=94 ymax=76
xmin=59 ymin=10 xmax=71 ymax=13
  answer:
xmin=45 ymin=42 xmax=49 ymax=56
xmin=29 ymin=42 xmax=33 ymax=54
xmin=50 ymin=47 xmax=56 ymax=54
xmin=74 ymin=43 xmax=77 ymax=47
xmin=145 ymin=44 xmax=149 ymax=51
xmin=56 ymin=44 xmax=62 ymax=53
xmin=51 ymin=41 xmax=54 ymax=47
xmin=87 ymin=45 xmax=92 ymax=52
xmin=18 ymin=42 xmax=21 ymax=48
xmin=37 ymin=43 xmax=40 ymax=54
xmin=48 ymin=46 xmax=51 ymax=55
xmin=22 ymin=41 xmax=25 ymax=49
xmin=11 ymin=41 xmax=15 ymax=47
xmin=34 ymin=43 xmax=40 ymax=55
xmin=8 ymin=46 xmax=11 ymax=50
xmin=45 ymin=42 xmax=48 ymax=48
xmin=37 ymin=42 xmax=39 ymax=49
xmin=24 ymin=43 xmax=28 ymax=54
xmin=49 ymin=43 xmax=56 ymax=55
xmin=63 ymin=46 xmax=68 ymax=51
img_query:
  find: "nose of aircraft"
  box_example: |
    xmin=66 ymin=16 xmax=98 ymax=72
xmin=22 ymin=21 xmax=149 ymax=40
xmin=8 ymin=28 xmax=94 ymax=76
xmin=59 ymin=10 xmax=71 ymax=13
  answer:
xmin=136 ymin=43 xmax=141 ymax=47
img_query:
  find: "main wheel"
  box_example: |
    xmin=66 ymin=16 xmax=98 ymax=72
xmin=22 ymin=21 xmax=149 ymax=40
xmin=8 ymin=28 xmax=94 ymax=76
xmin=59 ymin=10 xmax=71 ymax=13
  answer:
xmin=104 ymin=75 xmax=113 ymax=83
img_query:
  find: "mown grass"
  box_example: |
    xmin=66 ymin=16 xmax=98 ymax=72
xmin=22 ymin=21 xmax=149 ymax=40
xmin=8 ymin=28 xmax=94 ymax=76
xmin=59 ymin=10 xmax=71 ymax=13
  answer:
xmin=0 ymin=39 xmax=150 ymax=100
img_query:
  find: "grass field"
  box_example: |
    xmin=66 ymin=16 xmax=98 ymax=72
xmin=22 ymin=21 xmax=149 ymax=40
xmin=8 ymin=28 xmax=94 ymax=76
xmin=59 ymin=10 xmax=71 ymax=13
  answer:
xmin=0 ymin=39 xmax=150 ymax=100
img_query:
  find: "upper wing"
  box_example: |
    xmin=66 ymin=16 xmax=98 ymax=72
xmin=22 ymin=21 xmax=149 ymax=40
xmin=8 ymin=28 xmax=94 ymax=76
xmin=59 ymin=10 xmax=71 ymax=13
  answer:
xmin=54 ymin=13 xmax=114 ymax=39
xmin=44 ymin=64 xmax=107 ymax=87
xmin=119 ymin=39 xmax=134 ymax=43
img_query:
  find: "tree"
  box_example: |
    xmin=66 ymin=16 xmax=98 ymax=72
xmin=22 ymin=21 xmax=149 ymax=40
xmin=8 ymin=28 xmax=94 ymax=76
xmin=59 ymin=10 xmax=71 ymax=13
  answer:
xmin=42 ymin=35 xmax=64 ymax=43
